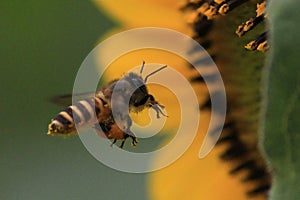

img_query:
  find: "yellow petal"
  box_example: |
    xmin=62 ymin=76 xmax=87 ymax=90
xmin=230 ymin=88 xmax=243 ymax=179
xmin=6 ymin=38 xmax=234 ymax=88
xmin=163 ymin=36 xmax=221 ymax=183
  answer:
xmin=92 ymin=0 xmax=191 ymax=34
xmin=149 ymin=115 xmax=266 ymax=200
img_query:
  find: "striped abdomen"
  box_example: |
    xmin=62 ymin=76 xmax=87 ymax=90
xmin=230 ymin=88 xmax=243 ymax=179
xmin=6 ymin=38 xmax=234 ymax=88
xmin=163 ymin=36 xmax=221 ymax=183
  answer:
xmin=47 ymin=95 xmax=110 ymax=136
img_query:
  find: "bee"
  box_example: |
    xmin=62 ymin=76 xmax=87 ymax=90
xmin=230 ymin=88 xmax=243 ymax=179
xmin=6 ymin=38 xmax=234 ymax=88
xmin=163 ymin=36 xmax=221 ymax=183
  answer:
xmin=47 ymin=61 xmax=168 ymax=148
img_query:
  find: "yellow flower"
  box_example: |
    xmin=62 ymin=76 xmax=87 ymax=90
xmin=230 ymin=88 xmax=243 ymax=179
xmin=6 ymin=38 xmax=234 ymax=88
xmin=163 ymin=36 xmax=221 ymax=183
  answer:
xmin=92 ymin=0 xmax=269 ymax=200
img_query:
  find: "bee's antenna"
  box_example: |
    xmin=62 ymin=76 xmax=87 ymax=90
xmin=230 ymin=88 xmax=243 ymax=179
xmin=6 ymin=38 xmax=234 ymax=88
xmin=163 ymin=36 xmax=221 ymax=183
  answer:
xmin=140 ymin=60 xmax=146 ymax=76
xmin=144 ymin=65 xmax=167 ymax=83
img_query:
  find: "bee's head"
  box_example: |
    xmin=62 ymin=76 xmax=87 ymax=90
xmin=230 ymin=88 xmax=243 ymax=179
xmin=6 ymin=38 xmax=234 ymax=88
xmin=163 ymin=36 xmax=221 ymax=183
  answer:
xmin=127 ymin=61 xmax=168 ymax=118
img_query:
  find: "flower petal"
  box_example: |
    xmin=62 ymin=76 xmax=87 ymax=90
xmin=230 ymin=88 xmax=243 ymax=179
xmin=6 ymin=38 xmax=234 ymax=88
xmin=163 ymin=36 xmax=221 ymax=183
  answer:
xmin=93 ymin=0 xmax=191 ymax=34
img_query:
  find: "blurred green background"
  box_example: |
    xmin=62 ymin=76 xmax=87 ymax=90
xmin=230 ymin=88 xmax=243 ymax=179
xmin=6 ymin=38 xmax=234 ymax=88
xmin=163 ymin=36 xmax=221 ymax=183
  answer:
xmin=0 ymin=1 xmax=149 ymax=199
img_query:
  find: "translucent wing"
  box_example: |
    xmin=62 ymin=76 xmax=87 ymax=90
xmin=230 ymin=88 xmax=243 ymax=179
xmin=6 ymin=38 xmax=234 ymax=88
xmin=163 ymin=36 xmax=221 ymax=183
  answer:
xmin=49 ymin=92 xmax=96 ymax=107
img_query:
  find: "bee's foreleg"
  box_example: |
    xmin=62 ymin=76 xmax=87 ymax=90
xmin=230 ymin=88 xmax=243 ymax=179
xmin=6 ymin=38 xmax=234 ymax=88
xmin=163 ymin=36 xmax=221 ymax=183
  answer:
xmin=150 ymin=104 xmax=168 ymax=119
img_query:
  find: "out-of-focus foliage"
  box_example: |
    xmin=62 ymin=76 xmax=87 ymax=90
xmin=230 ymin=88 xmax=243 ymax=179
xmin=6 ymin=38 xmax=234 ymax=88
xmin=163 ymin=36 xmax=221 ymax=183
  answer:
xmin=262 ymin=0 xmax=300 ymax=199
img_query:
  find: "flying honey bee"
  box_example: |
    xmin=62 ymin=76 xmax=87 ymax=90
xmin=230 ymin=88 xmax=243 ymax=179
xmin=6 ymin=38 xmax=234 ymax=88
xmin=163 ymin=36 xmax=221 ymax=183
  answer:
xmin=47 ymin=61 xmax=168 ymax=148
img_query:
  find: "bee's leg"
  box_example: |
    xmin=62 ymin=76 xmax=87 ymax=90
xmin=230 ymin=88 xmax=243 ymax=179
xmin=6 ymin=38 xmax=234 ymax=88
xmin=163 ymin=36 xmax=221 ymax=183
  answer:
xmin=130 ymin=136 xmax=138 ymax=146
xmin=127 ymin=130 xmax=138 ymax=146
xmin=119 ymin=135 xmax=129 ymax=148
xmin=119 ymin=140 xmax=125 ymax=148
xmin=110 ymin=139 xmax=117 ymax=147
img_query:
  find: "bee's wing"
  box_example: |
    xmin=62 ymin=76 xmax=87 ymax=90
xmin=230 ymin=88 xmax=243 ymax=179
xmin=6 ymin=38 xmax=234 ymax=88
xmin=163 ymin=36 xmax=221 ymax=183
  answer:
xmin=50 ymin=92 xmax=96 ymax=106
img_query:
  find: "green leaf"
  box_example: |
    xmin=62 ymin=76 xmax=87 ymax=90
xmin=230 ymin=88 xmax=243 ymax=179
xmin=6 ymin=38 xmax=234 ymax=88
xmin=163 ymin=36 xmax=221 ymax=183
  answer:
xmin=261 ymin=0 xmax=300 ymax=199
